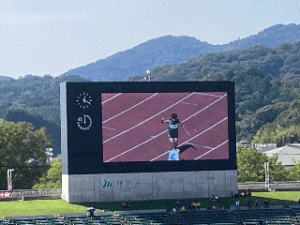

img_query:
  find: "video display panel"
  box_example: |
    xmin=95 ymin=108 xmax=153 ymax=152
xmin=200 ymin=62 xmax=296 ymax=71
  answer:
xmin=61 ymin=81 xmax=236 ymax=175
xmin=102 ymin=92 xmax=229 ymax=162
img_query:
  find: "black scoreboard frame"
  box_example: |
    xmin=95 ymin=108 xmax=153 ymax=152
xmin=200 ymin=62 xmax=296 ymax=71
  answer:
xmin=60 ymin=81 xmax=236 ymax=175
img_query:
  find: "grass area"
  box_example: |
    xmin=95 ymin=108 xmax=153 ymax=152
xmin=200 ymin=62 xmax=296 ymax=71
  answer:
xmin=229 ymin=191 xmax=300 ymax=208
xmin=252 ymin=191 xmax=300 ymax=202
xmin=0 ymin=199 xmax=88 ymax=217
xmin=1 ymin=191 xmax=300 ymax=218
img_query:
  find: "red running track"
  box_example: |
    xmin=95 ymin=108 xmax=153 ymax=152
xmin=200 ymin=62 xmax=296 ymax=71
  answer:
xmin=101 ymin=92 xmax=229 ymax=162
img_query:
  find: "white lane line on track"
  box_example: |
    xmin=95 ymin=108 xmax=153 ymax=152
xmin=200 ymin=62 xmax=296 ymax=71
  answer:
xmin=102 ymin=126 xmax=116 ymax=131
xmin=105 ymin=94 xmax=227 ymax=162
xmin=150 ymin=117 xmax=228 ymax=161
xmin=195 ymin=92 xmax=224 ymax=98
xmin=102 ymin=93 xmax=122 ymax=104
xmin=178 ymin=94 xmax=227 ymax=125
xmin=180 ymin=117 xmax=227 ymax=145
xmin=103 ymin=93 xmax=195 ymax=144
xmin=105 ymin=129 xmax=168 ymax=162
xmin=181 ymin=102 xmax=198 ymax=106
xmin=194 ymin=140 xmax=229 ymax=160
xmin=103 ymin=93 xmax=159 ymax=124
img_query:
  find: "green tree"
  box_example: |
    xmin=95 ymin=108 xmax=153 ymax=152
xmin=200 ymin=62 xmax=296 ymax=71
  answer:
xmin=287 ymin=159 xmax=300 ymax=181
xmin=237 ymin=145 xmax=291 ymax=182
xmin=237 ymin=145 xmax=268 ymax=182
xmin=4 ymin=109 xmax=61 ymax=157
xmin=0 ymin=119 xmax=51 ymax=189
xmin=268 ymin=154 xmax=290 ymax=181
xmin=33 ymin=156 xmax=62 ymax=188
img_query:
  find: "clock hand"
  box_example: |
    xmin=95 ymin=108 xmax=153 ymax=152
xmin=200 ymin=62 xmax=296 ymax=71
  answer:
xmin=82 ymin=99 xmax=91 ymax=104
xmin=84 ymin=114 xmax=86 ymax=124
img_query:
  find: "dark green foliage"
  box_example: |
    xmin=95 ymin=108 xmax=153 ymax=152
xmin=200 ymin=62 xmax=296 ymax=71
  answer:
xmin=131 ymin=40 xmax=300 ymax=82
xmin=253 ymin=124 xmax=300 ymax=147
xmin=255 ymin=103 xmax=290 ymax=124
xmin=130 ymin=40 xmax=300 ymax=141
xmin=288 ymin=159 xmax=300 ymax=180
xmin=33 ymin=156 xmax=62 ymax=188
xmin=237 ymin=145 xmax=290 ymax=182
xmin=1 ymin=25 xmax=300 ymax=156
xmin=0 ymin=119 xmax=51 ymax=189
xmin=4 ymin=109 xmax=61 ymax=156
xmin=237 ymin=145 xmax=267 ymax=182
xmin=0 ymin=74 xmax=90 ymax=157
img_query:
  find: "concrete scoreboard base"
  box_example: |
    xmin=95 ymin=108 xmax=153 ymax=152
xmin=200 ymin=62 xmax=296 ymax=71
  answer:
xmin=61 ymin=170 xmax=237 ymax=203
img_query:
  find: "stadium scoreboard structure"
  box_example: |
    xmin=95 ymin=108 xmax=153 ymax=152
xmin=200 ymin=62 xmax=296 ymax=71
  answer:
xmin=60 ymin=81 xmax=237 ymax=203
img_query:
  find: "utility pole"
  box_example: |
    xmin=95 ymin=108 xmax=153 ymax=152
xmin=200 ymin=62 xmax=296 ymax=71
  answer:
xmin=264 ymin=162 xmax=270 ymax=191
xmin=7 ymin=169 xmax=14 ymax=190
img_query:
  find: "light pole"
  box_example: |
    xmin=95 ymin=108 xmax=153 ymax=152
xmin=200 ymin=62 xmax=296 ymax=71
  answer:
xmin=7 ymin=169 xmax=14 ymax=190
xmin=45 ymin=148 xmax=53 ymax=164
xmin=146 ymin=70 xmax=151 ymax=81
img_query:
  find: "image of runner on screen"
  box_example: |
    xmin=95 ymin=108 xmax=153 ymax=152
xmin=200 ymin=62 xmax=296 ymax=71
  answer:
xmin=161 ymin=113 xmax=190 ymax=149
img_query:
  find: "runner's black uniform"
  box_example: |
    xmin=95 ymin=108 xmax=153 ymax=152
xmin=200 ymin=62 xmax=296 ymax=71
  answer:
xmin=168 ymin=119 xmax=180 ymax=138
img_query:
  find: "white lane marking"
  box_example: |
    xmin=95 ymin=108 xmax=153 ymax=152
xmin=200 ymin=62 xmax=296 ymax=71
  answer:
xmin=102 ymin=93 xmax=122 ymax=104
xmin=180 ymin=94 xmax=227 ymax=124
xmin=104 ymin=129 xmax=168 ymax=162
xmin=150 ymin=151 xmax=169 ymax=161
xmin=181 ymin=117 xmax=228 ymax=144
xmin=105 ymin=94 xmax=227 ymax=162
xmin=103 ymin=93 xmax=195 ymax=144
xmin=102 ymin=126 xmax=116 ymax=131
xmin=194 ymin=140 xmax=229 ymax=160
xmin=181 ymin=102 xmax=198 ymax=106
xmin=103 ymin=93 xmax=159 ymax=124
xmin=150 ymin=117 xmax=228 ymax=161
xmin=195 ymin=92 xmax=224 ymax=98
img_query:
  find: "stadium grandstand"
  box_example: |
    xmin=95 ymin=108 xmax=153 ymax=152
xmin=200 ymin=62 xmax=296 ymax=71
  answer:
xmin=2 ymin=206 xmax=300 ymax=225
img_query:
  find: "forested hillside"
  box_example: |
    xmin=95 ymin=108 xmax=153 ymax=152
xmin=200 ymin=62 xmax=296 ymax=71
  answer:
xmin=0 ymin=75 xmax=90 ymax=156
xmin=61 ymin=23 xmax=300 ymax=81
xmin=1 ymin=32 xmax=300 ymax=156
xmin=131 ymin=42 xmax=300 ymax=81
xmin=130 ymin=41 xmax=300 ymax=142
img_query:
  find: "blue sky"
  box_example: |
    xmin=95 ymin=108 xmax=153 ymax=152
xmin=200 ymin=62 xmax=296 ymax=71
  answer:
xmin=0 ymin=0 xmax=299 ymax=79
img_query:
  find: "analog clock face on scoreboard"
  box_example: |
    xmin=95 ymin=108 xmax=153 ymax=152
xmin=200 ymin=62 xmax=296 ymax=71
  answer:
xmin=76 ymin=92 xmax=92 ymax=109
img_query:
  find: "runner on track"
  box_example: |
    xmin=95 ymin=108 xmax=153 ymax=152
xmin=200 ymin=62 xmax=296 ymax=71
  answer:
xmin=161 ymin=113 xmax=190 ymax=149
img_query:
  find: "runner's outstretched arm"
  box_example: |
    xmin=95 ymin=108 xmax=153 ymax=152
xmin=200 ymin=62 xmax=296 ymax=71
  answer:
xmin=181 ymin=123 xmax=190 ymax=136
xmin=161 ymin=118 xmax=168 ymax=123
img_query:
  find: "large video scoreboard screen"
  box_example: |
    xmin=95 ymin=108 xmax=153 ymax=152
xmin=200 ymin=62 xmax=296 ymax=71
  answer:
xmin=102 ymin=92 xmax=229 ymax=162
xmin=61 ymin=82 xmax=236 ymax=174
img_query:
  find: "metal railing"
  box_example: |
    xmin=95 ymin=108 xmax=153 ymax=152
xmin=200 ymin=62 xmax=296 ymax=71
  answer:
xmin=0 ymin=188 xmax=61 ymax=199
xmin=1 ymin=182 xmax=300 ymax=200
xmin=238 ymin=181 xmax=300 ymax=191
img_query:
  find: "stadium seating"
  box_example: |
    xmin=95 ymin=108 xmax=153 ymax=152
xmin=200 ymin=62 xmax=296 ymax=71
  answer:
xmin=235 ymin=208 xmax=294 ymax=225
xmin=116 ymin=210 xmax=240 ymax=225
xmin=2 ymin=206 xmax=300 ymax=225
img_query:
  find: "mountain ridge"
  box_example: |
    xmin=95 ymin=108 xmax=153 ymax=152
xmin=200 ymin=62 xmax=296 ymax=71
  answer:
xmin=61 ymin=23 xmax=300 ymax=81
